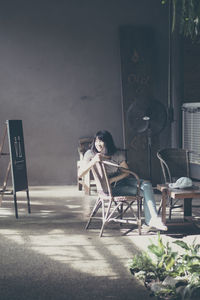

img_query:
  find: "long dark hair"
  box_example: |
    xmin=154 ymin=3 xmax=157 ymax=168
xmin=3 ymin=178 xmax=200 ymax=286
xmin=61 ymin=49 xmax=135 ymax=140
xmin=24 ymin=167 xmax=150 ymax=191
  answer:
xmin=91 ymin=130 xmax=117 ymax=155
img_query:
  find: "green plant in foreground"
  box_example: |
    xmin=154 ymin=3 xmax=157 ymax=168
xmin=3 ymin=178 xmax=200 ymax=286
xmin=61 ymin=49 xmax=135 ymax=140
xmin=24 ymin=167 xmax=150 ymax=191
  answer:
xmin=129 ymin=233 xmax=200 ymax=299
xmin=129 ymin=252 xmax=157 ymax=281
xmin=172 ymin=239 xmax=200 ymax=299
xmin=173 ymin=239 xmax=200 ymax=275
xmin=147 ymin=233 xmax=178 ymax=280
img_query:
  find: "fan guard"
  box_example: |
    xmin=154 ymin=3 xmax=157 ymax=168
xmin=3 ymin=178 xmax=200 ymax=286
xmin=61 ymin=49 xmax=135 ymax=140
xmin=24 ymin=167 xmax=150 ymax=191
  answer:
xmin=127 ymin=99 xmax=167 ymax=136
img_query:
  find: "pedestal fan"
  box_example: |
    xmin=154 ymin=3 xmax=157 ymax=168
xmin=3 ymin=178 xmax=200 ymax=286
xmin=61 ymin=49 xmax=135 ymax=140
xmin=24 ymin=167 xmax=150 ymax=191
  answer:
xmin=127 ymin=99 xmax=167 ymax=180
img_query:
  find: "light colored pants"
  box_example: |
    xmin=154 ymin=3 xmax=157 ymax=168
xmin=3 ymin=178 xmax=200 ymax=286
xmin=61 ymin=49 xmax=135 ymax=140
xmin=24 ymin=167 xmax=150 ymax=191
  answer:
xmin=111 ymin=177 xmax=158 ymax=225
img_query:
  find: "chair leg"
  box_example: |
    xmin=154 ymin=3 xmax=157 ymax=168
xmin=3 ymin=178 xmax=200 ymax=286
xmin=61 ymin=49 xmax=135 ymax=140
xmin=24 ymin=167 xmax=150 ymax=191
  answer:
xmin=85 ymin=198 xmax=102 ymax=229
xmin=99 ymin=199 xmax=113 ymax=237
xmin=120 ymin=199 xmax=142 ymax=236
xmin=119 ymin=204 xmax=123 ymax=227
xmin=119 ymin=203 xmax=123 ymax=215
xmin=77 ymin=161 xmax=82 ymax=191
xmin=169 ymin=198 xmax=172 ymax=220
xmin=158 ymin=198 xmax=163 ymax=215
xmin=78 ymin=179 xmax=82 ymax=191
xmin=83 ymin=172 xmax=91 ymax=195
xmin=137 ymin=198 xmax=142 ymax=235
xmin=92 ymin=196 xmax=143 ymax=237
xmin=99 ymin=221 xmax=106 ymax=237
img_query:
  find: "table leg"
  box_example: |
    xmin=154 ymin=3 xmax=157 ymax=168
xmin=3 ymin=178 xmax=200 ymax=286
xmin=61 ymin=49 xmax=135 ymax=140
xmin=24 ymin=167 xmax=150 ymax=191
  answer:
xmin=184 ymin=198 xmax=192 ymax=217
xmin=161 ymin=188 xmax=167 ymax=225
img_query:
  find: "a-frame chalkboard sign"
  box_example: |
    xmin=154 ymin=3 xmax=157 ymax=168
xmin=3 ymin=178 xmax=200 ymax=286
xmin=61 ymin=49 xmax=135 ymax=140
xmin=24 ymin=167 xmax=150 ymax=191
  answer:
xmin=0 ymin=120 xmax=31 ymax=218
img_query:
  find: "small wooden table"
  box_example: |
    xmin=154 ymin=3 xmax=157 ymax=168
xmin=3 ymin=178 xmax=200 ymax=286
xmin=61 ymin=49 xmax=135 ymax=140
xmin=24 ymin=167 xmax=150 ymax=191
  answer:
xmin=157 ymin=184 xmax=200 ymax=225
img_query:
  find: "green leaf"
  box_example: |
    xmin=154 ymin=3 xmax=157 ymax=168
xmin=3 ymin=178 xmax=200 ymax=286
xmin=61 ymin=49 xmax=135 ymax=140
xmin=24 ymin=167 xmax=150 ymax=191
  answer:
xmin=188 ymin=255 xmax=200 ymax=261
xmin=194 ymin=244 xmax=200 ymax=253
xmin=172 ymin=0 xmax=177 ymax=33
xmin=165 ymin=256 xmax=175 ymax=271
xmin=173 ymin=240 xmax=190 ymax=250
xmin=189 ymin=264 xmax=200 ymax=273
xmin=148 ymin=244 xmax=165 ymax=257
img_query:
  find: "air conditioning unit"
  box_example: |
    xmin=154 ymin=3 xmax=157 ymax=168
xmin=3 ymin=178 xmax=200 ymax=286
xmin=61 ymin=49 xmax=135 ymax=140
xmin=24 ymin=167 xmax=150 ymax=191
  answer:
xmin=182 ymin=102 xmax=200 ymax=180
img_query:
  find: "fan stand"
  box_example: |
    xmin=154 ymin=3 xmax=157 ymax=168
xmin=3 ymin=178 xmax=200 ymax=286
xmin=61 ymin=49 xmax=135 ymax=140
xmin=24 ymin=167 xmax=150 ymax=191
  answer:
xmin=143 ymin=116 xmax=152 ymax=180
xmin=127 ymin=99 xmax=167 ymax=182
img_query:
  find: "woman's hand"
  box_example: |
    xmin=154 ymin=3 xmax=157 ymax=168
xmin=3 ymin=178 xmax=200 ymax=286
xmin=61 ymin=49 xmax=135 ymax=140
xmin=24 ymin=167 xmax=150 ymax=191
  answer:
xmin=78 ymin=153 xmax=100 ymax=178
xmin=109 ymin=177 xmax=116 ymax=185
xmin=91 ymin=153 xmax=102 ymax=165
xmin=109 ymin=160 xmax=129 ymax=185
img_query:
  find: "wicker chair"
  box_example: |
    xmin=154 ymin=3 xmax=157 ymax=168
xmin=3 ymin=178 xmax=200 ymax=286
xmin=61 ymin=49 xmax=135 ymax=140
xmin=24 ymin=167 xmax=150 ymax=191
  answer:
xmin=85 ymin=160 xmax=143 ymax=237
xmin=157 ymin=148 xmax=191 ymax=219
xmin=77 ymin=137 xmax=95 ymax=195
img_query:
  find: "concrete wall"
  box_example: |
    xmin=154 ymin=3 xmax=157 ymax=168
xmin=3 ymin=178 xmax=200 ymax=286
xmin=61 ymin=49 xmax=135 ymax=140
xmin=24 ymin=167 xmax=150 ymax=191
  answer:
xmin=0 ymin=0 xmax=169 ymax=185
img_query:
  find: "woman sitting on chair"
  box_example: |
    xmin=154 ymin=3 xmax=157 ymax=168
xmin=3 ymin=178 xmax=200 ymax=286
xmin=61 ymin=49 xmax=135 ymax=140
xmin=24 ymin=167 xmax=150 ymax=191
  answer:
xmin=78 ymin=130 xmax=167 ymax=231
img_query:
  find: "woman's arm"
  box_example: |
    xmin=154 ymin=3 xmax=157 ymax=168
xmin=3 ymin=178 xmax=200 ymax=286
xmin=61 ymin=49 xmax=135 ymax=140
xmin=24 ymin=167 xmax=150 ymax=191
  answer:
xmin=78 ymin=153 xmax=101 ymax=178
xmin=109 ymin=160 xmax=129 ymax=184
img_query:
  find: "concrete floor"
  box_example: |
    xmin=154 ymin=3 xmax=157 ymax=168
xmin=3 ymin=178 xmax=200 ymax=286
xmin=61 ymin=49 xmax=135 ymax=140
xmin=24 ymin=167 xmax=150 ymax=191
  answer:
xmin=0 ymin=186 xmax=200 ymax=300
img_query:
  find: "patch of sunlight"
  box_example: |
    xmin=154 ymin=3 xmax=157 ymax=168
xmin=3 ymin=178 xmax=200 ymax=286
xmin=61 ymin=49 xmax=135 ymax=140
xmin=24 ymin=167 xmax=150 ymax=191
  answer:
xmin=0 ymin=230 xmax=119 ymax=277
xmin=127 ymin=235 xmax=158 ymax=253
xmin=106 ymin=244 xmax=134 ymax=259
xmin=67 ymin=260 xmax=117 ymax=277
xmin=0 ymin=229 xmax=20 ymax=235
xmin=65 ymin=205 xmax=81 ymax=209
xmin=49 ymin=229 xmax=65 ymax=234
xmin=0 ymin=209 xmax=13 ymax=216
xmin=26 ymin=186 xmax=85 ymax=199
xmin=24 ymin=201 xmax=50 ymax=205
xmin=29 ymin=234 xmax=92 ymax=246
xmin=31 ymin=241 xmax=117 ymax=277
xmin=0 ymin=229 xmax=24 ymax=244
xmin=31 ymin=245 xmax=105 ymax=261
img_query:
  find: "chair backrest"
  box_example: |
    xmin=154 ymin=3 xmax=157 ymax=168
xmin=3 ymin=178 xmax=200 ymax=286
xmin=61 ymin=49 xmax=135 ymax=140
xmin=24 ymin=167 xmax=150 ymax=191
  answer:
xmin=91 ymin=160 xmax=141 ymax=197
xmin=157 ymin=148 xmax=190 ymax=183
xmin=91 ymin=161 xmax=112 ymax=196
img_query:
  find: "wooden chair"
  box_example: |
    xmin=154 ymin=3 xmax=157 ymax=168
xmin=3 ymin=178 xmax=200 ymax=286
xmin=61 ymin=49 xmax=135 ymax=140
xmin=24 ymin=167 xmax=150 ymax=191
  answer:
xmin=157 ymin=148 xmax=199 ymax=220
xmin=85 ymin=160 xmax=143 ymax=237
xmin=77 ymin=137 xmax=95 ymax=195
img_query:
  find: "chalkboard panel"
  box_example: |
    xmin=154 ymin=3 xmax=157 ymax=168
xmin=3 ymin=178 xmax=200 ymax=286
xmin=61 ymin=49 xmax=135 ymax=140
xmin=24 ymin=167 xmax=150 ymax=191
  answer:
xmin=7 ymin=120 xmax=28 ymax=192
